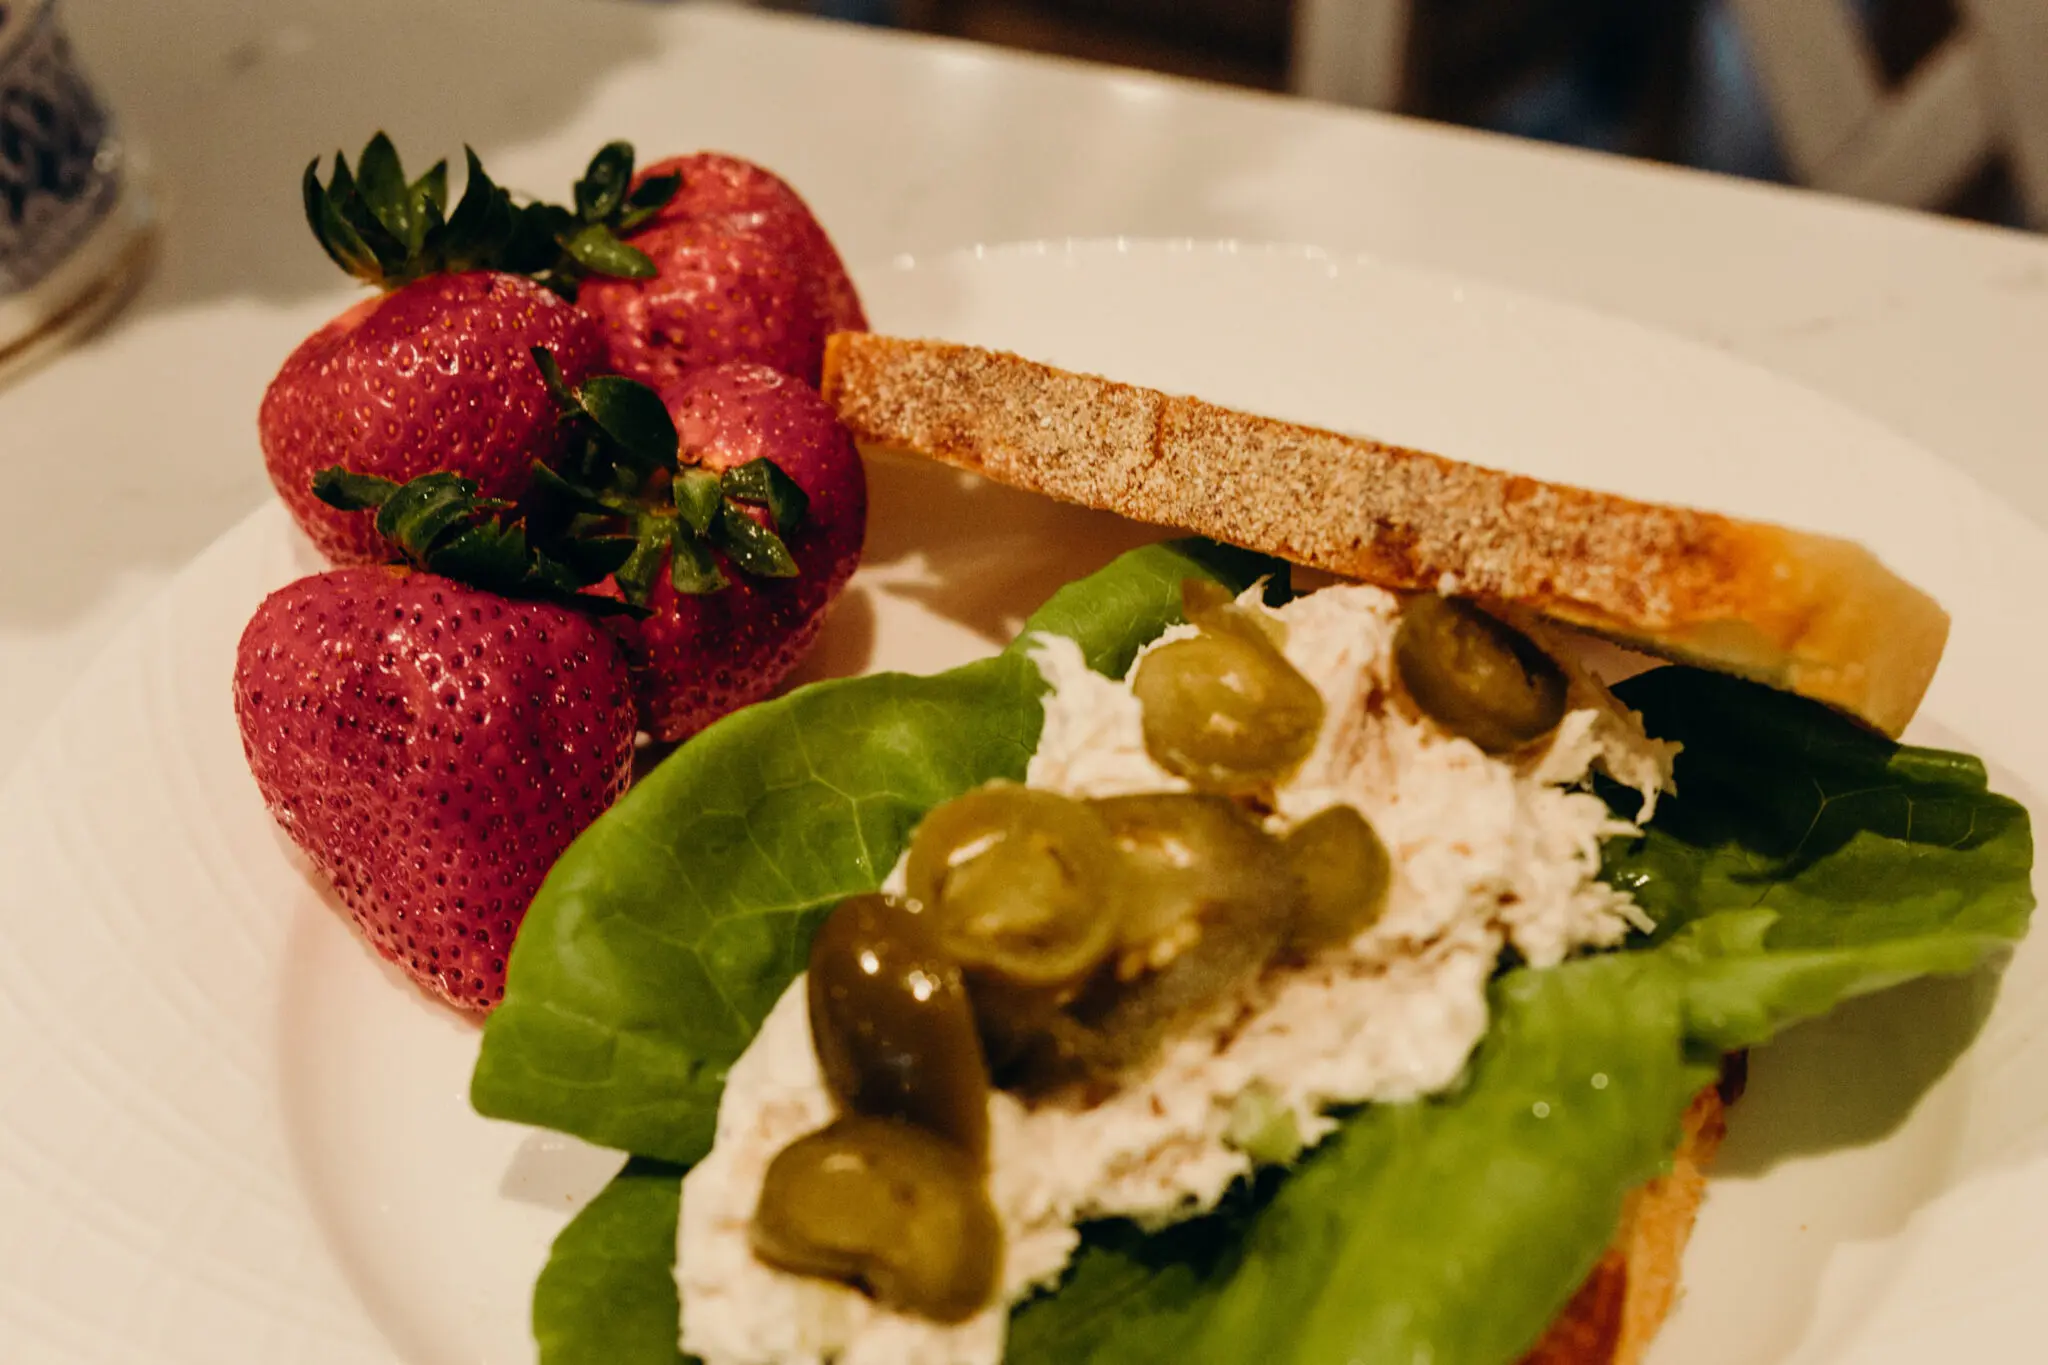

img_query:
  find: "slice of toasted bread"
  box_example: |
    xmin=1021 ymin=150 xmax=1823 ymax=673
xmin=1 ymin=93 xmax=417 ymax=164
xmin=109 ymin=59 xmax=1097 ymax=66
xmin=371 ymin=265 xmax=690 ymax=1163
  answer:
xmin=822 ymin=335 xmax=1948 ymax=736
xmin=1521 ymin=1068 xmax=1735 ymax=1365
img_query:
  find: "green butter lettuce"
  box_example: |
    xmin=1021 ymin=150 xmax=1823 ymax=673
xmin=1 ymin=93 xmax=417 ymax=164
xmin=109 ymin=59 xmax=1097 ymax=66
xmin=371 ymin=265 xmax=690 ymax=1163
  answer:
xmin=472 ymin=653 xmax=1038 ymax=1163
xmin=483 ymin=542 xmax=2033 ymax=1365
xmin=472 ymin=538 xmax=1281 ymax=1162
xmin=533 ymin=1158 xmax=689 ymax=1365
xmin=1007 ymin=956 xmax=1714 ymax=1365
xmin=1601 ymin=667 xmax=2034 ymax=1051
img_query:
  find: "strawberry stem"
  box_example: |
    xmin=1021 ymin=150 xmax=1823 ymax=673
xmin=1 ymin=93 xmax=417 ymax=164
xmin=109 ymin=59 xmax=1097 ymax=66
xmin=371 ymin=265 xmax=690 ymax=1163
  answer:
xmin=526 ymin=351 xmax=808 ymax=603
xmin=721 ymin=457 xmax=810 ymax=534
xmin=674 ymin=468 xmax=723 ymax=535
xmin=308 ymin=352 xmax=810 ymax=610
xmin=309 ymin=467 xmax=402 ymax=512
xmin=669 ymin=527 xmax=728 ymax=594
xmin=301 ymin=135 xmax=680 ymax=297
xmin=310 ymin=465 xmax=639 ymax=614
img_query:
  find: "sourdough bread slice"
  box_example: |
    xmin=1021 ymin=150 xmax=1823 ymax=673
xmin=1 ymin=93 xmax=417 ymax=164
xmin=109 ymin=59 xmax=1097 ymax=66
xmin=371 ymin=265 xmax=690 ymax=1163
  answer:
xmin=822 ymin=335 xmax=1947 ymax=736
xmin=1522 ymin=1066 xmax=1737 ymax=1365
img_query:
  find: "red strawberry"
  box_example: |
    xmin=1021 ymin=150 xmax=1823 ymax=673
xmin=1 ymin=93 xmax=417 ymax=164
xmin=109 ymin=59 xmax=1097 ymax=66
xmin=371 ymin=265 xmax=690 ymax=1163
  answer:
xmin=233 ymin=566 xmax=637 ymax=1014
xmin=578 ymin=152 xmax=867 ymax=389
xmin=606 ymin=363 xmax=866 ymax=741
xmin=260 ymin=271 xmax=605 ymax=564
xmin=576 ymin=223 xmax=827 ymax=391
xmin=634 ymin=152 xmax=867 ymax=334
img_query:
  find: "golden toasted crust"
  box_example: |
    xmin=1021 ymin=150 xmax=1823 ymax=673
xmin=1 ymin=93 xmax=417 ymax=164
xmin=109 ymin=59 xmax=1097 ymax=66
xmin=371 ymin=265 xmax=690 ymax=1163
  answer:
xmin=823 ymin=335 xmax=1948 ymax=736
xmin=1521 ymin=1066 xmax=1738 ymax=1365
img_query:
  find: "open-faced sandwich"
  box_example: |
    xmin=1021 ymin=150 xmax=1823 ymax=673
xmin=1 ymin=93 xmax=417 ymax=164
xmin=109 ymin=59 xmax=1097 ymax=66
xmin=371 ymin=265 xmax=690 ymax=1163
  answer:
xmin=470 ymin=337 xmax=2034 ymax=1365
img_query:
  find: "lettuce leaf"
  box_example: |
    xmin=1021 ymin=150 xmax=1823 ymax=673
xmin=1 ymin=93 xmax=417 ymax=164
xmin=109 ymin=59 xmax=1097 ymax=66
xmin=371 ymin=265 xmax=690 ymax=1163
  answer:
xmin=1601 ymin=668 xmax=2034 ymax=1050
xmin=472 ymin=538 xmax=1282 ymax=1163
xmin=1007 ymin=956 xmax=1715 ymax=1365
xmin=533 ymin=1158 xmax=689 ymax=1365
xmin=501 ymin=559 xmax=2033 ymax=1365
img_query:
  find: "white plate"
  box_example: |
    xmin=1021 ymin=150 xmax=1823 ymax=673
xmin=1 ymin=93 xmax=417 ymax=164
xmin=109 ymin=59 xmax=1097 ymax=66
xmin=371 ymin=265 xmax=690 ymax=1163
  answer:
xmin=2 ymin=240 xmax=2044 ymax=1365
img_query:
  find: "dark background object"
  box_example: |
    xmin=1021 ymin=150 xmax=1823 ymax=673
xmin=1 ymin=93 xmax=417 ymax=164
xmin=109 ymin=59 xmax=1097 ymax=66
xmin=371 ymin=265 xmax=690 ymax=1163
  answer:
xmin=792 ymin=0 xmax=2023 ymax=227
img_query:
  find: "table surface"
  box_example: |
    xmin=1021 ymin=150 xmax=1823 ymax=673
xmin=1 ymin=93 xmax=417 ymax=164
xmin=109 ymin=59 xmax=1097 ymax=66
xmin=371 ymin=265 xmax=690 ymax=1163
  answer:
xmin=4 ymin=0 xmax=2046 ymax=777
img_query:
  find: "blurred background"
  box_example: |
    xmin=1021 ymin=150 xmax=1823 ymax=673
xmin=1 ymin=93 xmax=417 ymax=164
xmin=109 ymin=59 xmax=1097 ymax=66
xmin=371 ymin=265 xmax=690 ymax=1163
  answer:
xmin=766 ymin=0 xmax=2047 ymax=229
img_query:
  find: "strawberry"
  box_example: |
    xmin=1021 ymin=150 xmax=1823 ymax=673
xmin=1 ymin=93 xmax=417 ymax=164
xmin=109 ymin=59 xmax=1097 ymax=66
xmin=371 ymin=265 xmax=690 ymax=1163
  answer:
xmin=576 ymin=221 xmax=828 ymax=391
xmin=239 ymin=137 xmax=868 ymax=1013
xmin=262 ymin=133 xmax=684 ymax=564
xmin=631 ymin=152 xmax=867 ymax=334
xmin=233 ymin=564 xmax=637 ymax=1014
xmin=260 ymin=270 xmax=605 ymax=563
xmin=572 ymin=149 xmax=868 ymax=389
xmin=605 ymin=362 xmax=866 ymax=740
xmin=495 ymin=351 xmax=864 ymax=741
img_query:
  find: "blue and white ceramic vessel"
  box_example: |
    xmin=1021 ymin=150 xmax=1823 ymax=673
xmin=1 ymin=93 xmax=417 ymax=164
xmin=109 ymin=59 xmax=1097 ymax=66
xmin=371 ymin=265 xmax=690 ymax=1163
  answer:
xmin=0 ymin=0 xmax=150 ymax=376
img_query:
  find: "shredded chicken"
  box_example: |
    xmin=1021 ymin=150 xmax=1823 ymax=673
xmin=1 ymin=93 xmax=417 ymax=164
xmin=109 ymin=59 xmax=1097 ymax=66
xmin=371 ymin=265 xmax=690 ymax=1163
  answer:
xmin=678 ymin=583 xmax=1678 ymax=1365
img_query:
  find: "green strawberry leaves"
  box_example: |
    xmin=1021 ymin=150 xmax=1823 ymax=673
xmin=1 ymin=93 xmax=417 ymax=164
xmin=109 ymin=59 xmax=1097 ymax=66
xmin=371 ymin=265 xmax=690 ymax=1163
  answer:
xmin=520 ymin=141 xmax=684 ymax=296
xmin=529 ymin=347 xmax=807 ymax=603
xmin=533 ymin=347 xmax=681 ymax=482
xmin=567 ymin=141 xmax=679 ymax=254
xmin=668 ymin=529 xmax=728 ymax=596
xmin=721 ymin=456 xmax=811 ymax=535
xmin=559 ymin=224 xmax=656 ymax=281
xmin=311 ymin=350 xmax=805 ymax=610
xmin=351 ymin=133 xmax=439 ymax=257
xmin=309 ymin=467 xmax=414 ymax=516
xmin=309 ymin=467 xmax=637 ymax=610
xmin=302 ymin=134 xmax=682 ymax=296
xmin=575 ymin=140 xmax=682 ymax=234
xmin=303 ymin=137 xmax=510 ymax=288
xmin=437 ymin=148 xmax=525 ymax=269
xmin=581 ymin=381 xmax=681 ymax=476
xmin=322 ymin=466 xmax=489 ymax=552
xmin=673 ymin=469 xmax=726 ymax=535
xmin=573 ymin=142 xmax=636 ymax=223
xmin=670 ymin=471 xmax=731 ymax=594
xmin=614 ymin=516 xmax=680 ymax=606
xmin=536 ymin=141 xmax=683 ymax=296
xmin=714 ymin=501 xmax=801 ymax=579
xmin=663 ymin=460 xmax=805 ymax=584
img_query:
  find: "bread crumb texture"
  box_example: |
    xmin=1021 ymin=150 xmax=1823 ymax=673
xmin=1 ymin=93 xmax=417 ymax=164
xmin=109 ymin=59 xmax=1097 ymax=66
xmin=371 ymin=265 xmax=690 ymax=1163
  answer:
xmin=822 ymin=335 xmax=1949 ymax=736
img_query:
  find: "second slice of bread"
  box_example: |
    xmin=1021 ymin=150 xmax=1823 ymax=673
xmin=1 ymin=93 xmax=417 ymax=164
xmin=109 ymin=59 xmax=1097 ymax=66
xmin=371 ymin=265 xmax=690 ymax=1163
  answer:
xmin=1520 ymin=1073 xmax=1733 ymax=1365
xmin=822 ymin=334 xmax=1948 ymax=736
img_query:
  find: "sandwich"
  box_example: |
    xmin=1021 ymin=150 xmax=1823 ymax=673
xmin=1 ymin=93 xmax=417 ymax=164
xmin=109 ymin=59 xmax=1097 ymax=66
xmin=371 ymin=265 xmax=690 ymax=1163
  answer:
xmin=470 ymin=337 xmax=2033 ymax=1365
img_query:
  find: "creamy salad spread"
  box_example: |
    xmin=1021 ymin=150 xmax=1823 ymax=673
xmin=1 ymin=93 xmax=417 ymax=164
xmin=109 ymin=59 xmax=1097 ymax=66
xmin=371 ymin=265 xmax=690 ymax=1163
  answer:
xmin=677 ymin=582 xmax=1678 ymax=1365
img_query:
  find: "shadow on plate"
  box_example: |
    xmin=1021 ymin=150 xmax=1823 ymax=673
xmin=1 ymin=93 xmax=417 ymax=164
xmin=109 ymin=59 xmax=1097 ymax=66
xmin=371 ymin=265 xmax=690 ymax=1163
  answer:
xmin=1718 ymin=965 xmax=2001 ymax=1180
xmin=497 ymin=1130 xmax=627 ymax=1213
xmin=664 ymin=452 xmax=1163 ymax=714
xmin=1659 ymin=962 xmax=2010 ymax=1364
xmin=778 ymin=581 xmax=879 ymax=690
xmin=854 ymin=449 xmax=1164 ymax=645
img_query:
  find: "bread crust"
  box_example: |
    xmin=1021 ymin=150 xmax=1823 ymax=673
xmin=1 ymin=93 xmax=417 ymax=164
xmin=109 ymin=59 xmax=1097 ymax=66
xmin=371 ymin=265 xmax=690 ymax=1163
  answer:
xmin=1520 ymin=1064 xmax=1738 ymax=1365
xmin=822 ymin=335 xmax=1948 ymax=736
